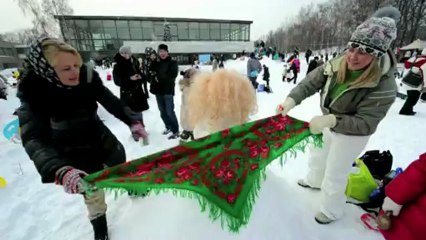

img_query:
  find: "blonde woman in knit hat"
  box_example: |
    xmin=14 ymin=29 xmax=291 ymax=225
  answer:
xmin=276 ymin=6 xmax=400 ymax=224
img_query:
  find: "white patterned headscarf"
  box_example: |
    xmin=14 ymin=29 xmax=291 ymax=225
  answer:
xmin=26 ymin=37 xmax=74 ymax=89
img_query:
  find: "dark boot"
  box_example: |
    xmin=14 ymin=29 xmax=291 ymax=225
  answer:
xmin=168 ymin=132 xmax=180 ymax=140
xmin=162 ymin=128 xmax=172 ymax=135
xmin=180 ymin=130 xmax=194 ymax=142
xmin=421 ymin=92 xmax=426 ymax=103
xmin=90 ymin=214 xmax=109 ymax=240
xmin=399 ymin=90 xmax=420 ymax=115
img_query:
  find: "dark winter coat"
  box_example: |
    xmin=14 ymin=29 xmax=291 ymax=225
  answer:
xmin=263 ymin=67 xmax=270 ymax=81
xmin=307 ymin=60 xmax=318 ymax=74
xmin=0 ymin=76 xmax=6 ymax=100
xmin=113 ymin=53 xmax=149 ymax=112
xmin=149 ymin=56 xmax=178 ymax=96
xmin=381 ymin=153 xmax=426 ymax=240
xmin=17 ymin=65 xmax=132 ymax=183
xmin=144 ymin=58 xmax=157 ymax=83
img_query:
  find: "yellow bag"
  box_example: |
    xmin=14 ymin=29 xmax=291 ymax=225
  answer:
xmin=345 ymin=159 xmax=378 ymax=202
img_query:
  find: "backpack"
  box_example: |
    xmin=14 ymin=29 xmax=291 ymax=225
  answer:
xmin=360 ymin=150 xmax=393 ymax=181
xmin=345 ymin=159 xmax=378 ymax=202
xmin=402 ymin=69 xmax=423 ymax=88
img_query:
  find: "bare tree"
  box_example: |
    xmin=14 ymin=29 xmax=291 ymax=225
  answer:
xmin=0 ymin=28 xmax=37 ymax=44
xmin=15 ymin=0 xmax=51 ymax=36
xmin=261 ymin=0 xmax=425 ymax=52
xmin=41 ymin=0 xmax=74 ymax=41
xmin=14 ymin=0 xmax=74 ymax=39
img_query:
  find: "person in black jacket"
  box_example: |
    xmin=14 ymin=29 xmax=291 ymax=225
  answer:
xmin=0 ymin=75 xmax=6 ymax=100
xmin=262 ymin=64 xmax=272 ymax=93
xmin=150 ymin=44 xmax=180 ymax=139
xmin=307 ymin=56 xmax=319 ymax=74
xmin=113 ymin=46 xmax=149 ymax=144
xmin=145 ymin=50 xmax=158 ymax=84
xmin=16 ymin=38 xmax=148 ymax=240
xmin=305 ymin=48 xmax=312 ymax=63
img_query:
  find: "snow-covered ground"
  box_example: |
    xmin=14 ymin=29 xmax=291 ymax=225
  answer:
xmin=1 ymin=57 xmax=425 ymax=240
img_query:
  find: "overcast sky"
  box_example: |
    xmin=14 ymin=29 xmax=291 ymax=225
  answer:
xmin=0 ymin=0 xmax=321 ymax=40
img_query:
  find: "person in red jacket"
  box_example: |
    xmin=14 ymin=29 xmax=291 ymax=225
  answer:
xmin=380 ymin=152 xmax=426 ymax=240
xmin=399 ymin=48 xmax=426 ymax=115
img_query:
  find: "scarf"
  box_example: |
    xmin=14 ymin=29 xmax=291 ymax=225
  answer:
xmin=26 ymin=37 xmax=74 ymax=89
xmin=84 ymin=115 xmax=323 ymax=232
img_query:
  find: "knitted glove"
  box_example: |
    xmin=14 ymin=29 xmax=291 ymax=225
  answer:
xmin=55 ymin=166 xmax=88 ymax=194
xmin=382 ymin=197 xmax=403 ymax=216
xmin=309 ymin=114 xmax=337 ymax=134
xmin=131 ymin=121 xmax=149 ymax=145
xmin=276 ymin=97 xmax=296 ymax=117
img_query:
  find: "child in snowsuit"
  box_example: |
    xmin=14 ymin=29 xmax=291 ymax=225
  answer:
xmin=288 ymin=55 xmax=300 ymax=84
xmin=178 ymin=68 xmax=199 ymax=141
xmin=282 ymin=63 xmax=293 ymax=82
xmin=262 ymin=65 xmax=272 ymax=93
xmin=380 ymin=152 xmax=426 ymax=240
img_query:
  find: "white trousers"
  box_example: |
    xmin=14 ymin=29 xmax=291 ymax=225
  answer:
xmin=304 ymin=128 xmax=370 ymax=220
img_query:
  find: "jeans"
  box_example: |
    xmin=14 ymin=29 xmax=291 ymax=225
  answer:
xmin=249 ymin=77 xmax=258 ymax=90
xmin=156 ymin=95 xmax=179 ymax=133
xmin=292 ymin=69 xmax=298 ymax=84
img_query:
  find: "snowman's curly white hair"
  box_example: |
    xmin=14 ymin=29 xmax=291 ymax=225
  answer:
xmin=188 ymin=69 xmax=258 ymax=132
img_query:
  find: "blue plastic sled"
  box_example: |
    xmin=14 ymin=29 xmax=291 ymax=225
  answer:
xmin=3 ymin=118 xmax=19 ymax=141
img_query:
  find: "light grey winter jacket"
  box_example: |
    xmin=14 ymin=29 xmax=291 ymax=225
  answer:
xmin=288 ymin=51 xmax=398 ymax=136
xmin=247 ymin=58 xmax=262 ymax=76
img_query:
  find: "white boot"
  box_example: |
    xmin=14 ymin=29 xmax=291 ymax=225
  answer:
xmin=315 ymin=212 xmax=335 ymax=224
xmin=297 ymin=179 xmax=320 ymax=190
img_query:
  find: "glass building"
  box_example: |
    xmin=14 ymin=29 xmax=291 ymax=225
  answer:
xmin=55 ymin=15 xmax=253 ymax=63
xmin=0 ymin=40 xmax=20 ymax=69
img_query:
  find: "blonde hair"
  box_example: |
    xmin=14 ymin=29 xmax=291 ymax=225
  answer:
xmin=188 ymin=69 xmax=258 ymax=132
xmin=41 ymin=39 xmax=82 ymax=67
xmin=336 ymin=56 xmax=381 ymax=87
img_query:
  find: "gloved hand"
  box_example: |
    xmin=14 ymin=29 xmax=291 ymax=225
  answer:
xmin=309 ymin=114 xmax=337 ymax=134
xmin=382 ymin=197 xmax=403 ymax=216
xmin=131 ymin=121 xmax=149 ymax=145
xmin=276 ymin=97 xmax=296 ymax=117
xmin=55 ymin=166 xmax=88 ymax=194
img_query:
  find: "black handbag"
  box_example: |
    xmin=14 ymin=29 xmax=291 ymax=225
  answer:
xmin=360 ymin=150 xmax=393 ymax=181
xmin=402 ymin=70 xmax=423 ymax=88
xmin=402 ymin=57 xmax=424 ymax=88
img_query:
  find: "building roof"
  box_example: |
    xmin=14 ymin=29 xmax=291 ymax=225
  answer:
xmin=54 ymin=15 xmax=253 ymax=24
xmin=0 ymin=40 xmax=19 ymax=47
